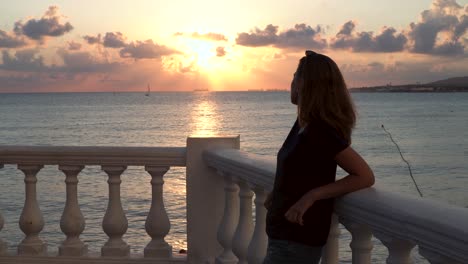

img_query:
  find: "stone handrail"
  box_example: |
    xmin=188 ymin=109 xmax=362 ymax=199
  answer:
xmin=203 ymin=148 xmax=468 ymax=264
xmin=203 ymin=148 xmax=275 ymax=191
xmin=0 ymin=146 xmax=186 ymax=166
xmin=335 ymin=188 xmax=468 ymax=263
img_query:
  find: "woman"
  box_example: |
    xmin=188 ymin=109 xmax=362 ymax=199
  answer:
xmin=264 ymin=50 xmax=375 ymax=264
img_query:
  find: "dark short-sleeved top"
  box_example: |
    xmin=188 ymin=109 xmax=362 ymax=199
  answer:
xmin=266 ymin=119 xmax=348 ymax=247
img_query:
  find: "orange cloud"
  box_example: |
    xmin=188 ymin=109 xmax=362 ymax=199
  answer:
xmin=174 ymin=32 xmax=227 ymax=41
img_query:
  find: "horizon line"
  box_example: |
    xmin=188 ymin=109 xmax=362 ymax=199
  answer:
xmin=0 ymin=90 xmax=290 ymax=95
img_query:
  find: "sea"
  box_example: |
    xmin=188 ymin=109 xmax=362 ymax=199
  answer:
xmin=0 ymin=91 xmax=467 ymax=263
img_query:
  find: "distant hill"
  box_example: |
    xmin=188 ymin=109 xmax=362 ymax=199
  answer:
xmin=426 ymin=76 xmax=468 ymax=87
xmin=350 ymin=76 xmax=468 ymax=92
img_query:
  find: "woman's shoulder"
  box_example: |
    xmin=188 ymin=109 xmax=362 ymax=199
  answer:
xmin=302 ymin=119 xmax=349 ymax=149
xmin=303 ymin=119 xmax=336 ymax=136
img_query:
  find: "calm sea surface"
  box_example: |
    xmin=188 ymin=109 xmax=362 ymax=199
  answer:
xmin=0 ymin=92 xmax=467 ymax=263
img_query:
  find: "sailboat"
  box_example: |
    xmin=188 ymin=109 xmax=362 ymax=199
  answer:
xmin=145 ymin=84 xmax=150 ymax=96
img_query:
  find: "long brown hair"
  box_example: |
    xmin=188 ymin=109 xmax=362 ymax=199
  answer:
xmin=296 ymin=51 xmax=356 ymax=143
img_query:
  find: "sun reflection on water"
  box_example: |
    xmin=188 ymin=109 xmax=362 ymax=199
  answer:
xmin=189 ymin=93 xmax=222 ymax=137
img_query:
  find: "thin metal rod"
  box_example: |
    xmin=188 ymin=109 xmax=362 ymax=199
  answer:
xmin=381 ymin=124 xmax=423 ymax=197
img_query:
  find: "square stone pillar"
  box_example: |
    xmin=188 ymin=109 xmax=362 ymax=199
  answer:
xmin=186 ymin=136 xmax=240 ymax=264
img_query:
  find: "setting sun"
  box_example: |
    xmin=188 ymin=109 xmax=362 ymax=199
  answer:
xmin=167 ymin=35 xmax=254 ymax=89
xmin=185 ymin=40 xmax=219 ymax=72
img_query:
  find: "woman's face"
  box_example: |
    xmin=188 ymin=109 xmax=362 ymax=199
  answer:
xmin=290 ymin=72 xmax=300 ymax=105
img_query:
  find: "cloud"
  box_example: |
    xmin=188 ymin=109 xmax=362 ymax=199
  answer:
xmin=432 ymin=41 xmax=465 ymax=55
xmin=236 ymin=24 xmax=279 ymax=47
xmin=338 ymin=54 xmax=468 ymax=87
xmin=337 ymin=21 xmax=355 ymax=36
xmin=44 ymin=5 xmax=59 ymax=17
xmin=216 ymin=46 xmax=226 ymax=57
xmin=0 ymin=49 xmax=123 ymax=93
xmin=236 ymin=23 xmax=327 ymax=50
xmin=191 ymin=32 xmax=227 ymax=41
xmin=83 ymin=34 xmax=102 ymax=45
xmin=454 ymin=15 xmax=468 ymax=39
xmin=0 ymin=49 xmax=46 ymax=72
xmin=367 ymin=61 xmax=385 ymax=68
xmin=408 ymin=0 xmax=467 ymax=55
xmin=0 ymin=47 xmax=122 ymax=75
xmin=175 ymin=32 xmax=227 ymax=41
xmin=330 ymin=1 xmax=467 ymax=56
xmin=57 ymin=49 xmax=121 ymax=73
xmin=331 ymin=21 xmax=407 ymax=52
xmin=103 ymin=32 xmax=127 ymax=48
xmin=13 ymin=6 xmax=73 ymax=41
xmin=68 ymin=41 xmax=82 ymax=51
xmin=83 ymin=32 xmax=127 ymax=48
xmin=373 ymin=28 xmax=409 ymax=52
xmin=174 ymin=59 xmax=198 ymax=73
xmin=276 ymin=24 xmax=327 ymax=49
xmin=120 ymin=39 xmax=179 ymax=59
xmin=0 ymin=30 xmax=28 ymax=48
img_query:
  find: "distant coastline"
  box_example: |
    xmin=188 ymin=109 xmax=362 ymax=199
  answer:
xmin=350 ymin=76 xmax=468 ymax=93
xmin=349 ymin=85 xmax=468 ymax=93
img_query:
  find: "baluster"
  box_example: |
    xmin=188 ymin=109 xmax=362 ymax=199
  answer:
xmin=247 ymin=186 xmax=268 ymax=264
xmin=321 ymin=214 xmax=340 ymax=264
xmin=0 ymin=164 xmax=7 ymax=255
xmin=232 ymin=179 xmax=254 ymax=264
xmin=419 ymin=247 xmax=462 ymax=264
xmin=58 ymin=165 xmax=87 ymax=256
xmin=341 ymin=218 xmax=373 ymax=264
xmin=374 ymin=232 xmax=415 ymax=264
xmin=17 ymin=164 xmax=47 ymax=255
xmin=215 ymin=173 xmax=239 ymax=264
xmin=101 ymin=165 xmax=129 ymax=257
xmin=144 ymin=166 xmax=172 ymax=258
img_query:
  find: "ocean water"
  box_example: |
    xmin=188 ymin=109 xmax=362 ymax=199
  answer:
xmin=0 ymin=92 xmax=467 ymax=263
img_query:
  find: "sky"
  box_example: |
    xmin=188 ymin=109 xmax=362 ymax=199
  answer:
xmin=0 ymin=0 xmax=467 ymax=92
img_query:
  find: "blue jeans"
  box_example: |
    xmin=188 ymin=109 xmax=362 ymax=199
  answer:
xmin=263 ymin=238 xmax=323 ymax=264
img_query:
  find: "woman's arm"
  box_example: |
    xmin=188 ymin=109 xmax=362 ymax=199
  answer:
xmin=308 ymin=146 xmax=375 ymax=200
xmin=285 ymin=146 xmax=374 ymax=225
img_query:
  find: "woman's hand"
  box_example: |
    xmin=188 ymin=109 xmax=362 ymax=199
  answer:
xmin=284 ymin=191 xmax=317 ymax=226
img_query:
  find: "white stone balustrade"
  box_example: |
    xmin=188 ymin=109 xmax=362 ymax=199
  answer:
xmin=203 ymin=148 xmax=468 ymax=264
xmin=0 ymin=145 xmax=188 ymax=264
xmin=1 ymin=141 xmax=468 ymax=264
